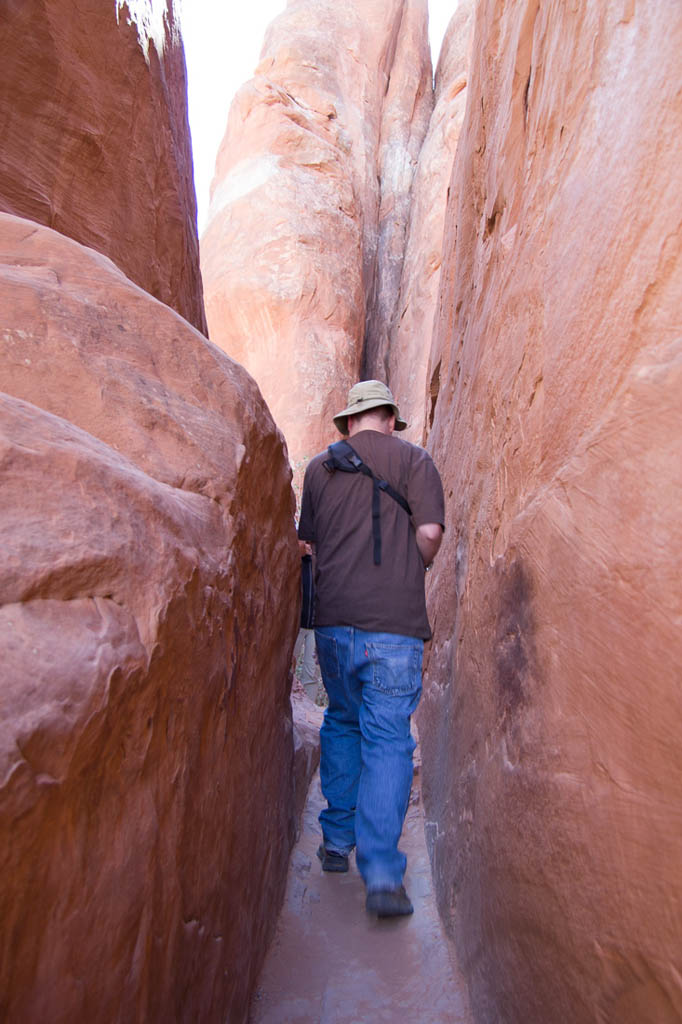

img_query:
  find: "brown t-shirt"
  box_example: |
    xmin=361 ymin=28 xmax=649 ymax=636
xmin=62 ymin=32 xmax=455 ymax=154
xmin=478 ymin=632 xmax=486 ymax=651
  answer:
xmin=298 ymin=430 xmax=445 ymax=639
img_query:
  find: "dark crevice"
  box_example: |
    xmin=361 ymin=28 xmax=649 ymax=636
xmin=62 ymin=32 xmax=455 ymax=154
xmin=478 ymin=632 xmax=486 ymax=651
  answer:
xmin=428 ymin=359 xmax=441 ymax=432
xmin=523 ymin=69 xmax=531 ymax=124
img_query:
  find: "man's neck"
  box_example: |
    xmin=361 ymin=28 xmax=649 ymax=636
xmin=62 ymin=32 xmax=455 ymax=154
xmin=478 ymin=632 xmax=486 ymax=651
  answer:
xmin=348 ymin=417 xmax=394 ymax=438
xmin=348 ymin=425 xmax=389 ymax=437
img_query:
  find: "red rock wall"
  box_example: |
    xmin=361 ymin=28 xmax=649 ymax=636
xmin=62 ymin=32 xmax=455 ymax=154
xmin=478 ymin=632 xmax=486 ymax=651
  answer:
xmin=201 ymin=0 xmax=432 ymax=483
xmin=0 ymin=0 xmax=206 ymax=334
xmin=0 ymin=215 xmax=298 ymax=1022
xmin=418 ymin=1 xmax=682 ymax=1021
xmin=386 ymin=1 xmax=475 ymax=442
xmin=363 ymin=0 xmax=434 ymax=380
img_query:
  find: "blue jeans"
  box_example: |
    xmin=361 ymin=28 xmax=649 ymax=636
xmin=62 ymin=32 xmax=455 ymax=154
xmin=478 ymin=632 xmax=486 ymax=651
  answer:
xmin=315 ymin=626 xmax=423 ymax=891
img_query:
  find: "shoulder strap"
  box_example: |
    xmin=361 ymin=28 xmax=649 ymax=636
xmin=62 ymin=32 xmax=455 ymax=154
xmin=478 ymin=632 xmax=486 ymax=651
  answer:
xmin=322 ymin=440 xmax=412 ymax=565
xmin=322 ymin=439 xmax=364 ymax=474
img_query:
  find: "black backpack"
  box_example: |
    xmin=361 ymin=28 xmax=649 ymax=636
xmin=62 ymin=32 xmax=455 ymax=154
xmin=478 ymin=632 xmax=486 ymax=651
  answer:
xmin=322 ymin=440 xmax=412 ymax=566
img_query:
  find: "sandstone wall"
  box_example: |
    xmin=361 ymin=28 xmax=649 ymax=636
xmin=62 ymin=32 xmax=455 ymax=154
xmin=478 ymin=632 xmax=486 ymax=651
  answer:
xmin=418 ymin=2 xmax=682 ymax=1021
xmin=0 ymin=215 xmax=298 ymax=1022
xmin=201 ymin=0 xmax=432 ymax=485
xmin=386 ymin=1 xmax=476 ymax=442
xmin=363 ymin=0 xmax=434 ymax=381
xmin=0 ymin=0 xmax=206 ymax=333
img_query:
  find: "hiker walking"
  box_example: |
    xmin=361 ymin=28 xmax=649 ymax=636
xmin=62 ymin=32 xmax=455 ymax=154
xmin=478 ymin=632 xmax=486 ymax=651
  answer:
xmin=298 ymin=380 xmax=444 ymax=917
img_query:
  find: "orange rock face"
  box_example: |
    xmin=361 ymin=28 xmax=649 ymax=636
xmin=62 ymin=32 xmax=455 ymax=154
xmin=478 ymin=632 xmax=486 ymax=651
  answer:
xmin=418 ymin=2 xmax=682 ymax=1021
xmin=363 ymin=0 xmax=434 ymax=380
xmin=201 ymin=0 xmax=432 ymax=483
xmin=0 ymin=215 xmax=298 ymax=1022
xmin=0 ymin=0 xmax=206 ymax=333
xmin=386 ymin=1 xmax=476 ymax=441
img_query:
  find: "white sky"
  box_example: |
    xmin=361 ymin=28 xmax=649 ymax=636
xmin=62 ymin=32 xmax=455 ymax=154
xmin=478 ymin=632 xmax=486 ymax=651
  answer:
xmin=181 ymin=2 xmax=458 ymax=233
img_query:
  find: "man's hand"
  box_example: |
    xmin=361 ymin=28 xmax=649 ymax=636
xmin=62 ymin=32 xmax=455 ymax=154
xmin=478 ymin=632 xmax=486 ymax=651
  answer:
xmin=299 ymin=540 xmax=313 ymax=557
xmin=415 ymin=523 xmax=443 ymax=569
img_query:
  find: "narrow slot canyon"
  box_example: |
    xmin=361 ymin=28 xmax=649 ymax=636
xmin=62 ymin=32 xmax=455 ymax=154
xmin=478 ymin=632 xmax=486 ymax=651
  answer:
xmin=0 ymin=2 xmax=680 ymax=1023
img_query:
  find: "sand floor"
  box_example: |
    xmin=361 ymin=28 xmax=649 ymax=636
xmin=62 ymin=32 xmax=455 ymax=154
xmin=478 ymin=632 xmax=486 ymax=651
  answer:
xmin=249 ymin=767 xmax=472 ymax=1024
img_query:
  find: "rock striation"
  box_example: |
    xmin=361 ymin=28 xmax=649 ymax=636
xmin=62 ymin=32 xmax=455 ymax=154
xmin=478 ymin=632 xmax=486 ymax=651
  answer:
xmin=0 ymin=214 xmax=298 ymax=1022
xmin=363 ymin=0 xmax=434 ymax=381
xmin=418 ymin=2 xmax=682 ymax=1022
xmin=0 ymin=0 xmax=206 ymax=333
xmin=201 ymin=0 xmax=432 ymax=483
xmin=386 ymin=1 xmax=476 ymax=442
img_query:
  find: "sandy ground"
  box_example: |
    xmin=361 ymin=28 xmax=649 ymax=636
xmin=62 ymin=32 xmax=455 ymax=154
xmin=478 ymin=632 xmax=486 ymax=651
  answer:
xmin=249 ymin=763 xmax=472 ymax=1024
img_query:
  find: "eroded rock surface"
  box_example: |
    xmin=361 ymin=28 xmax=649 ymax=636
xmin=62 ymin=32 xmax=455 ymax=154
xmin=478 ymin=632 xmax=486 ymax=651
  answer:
xmin=386 ymin=1 xmax=476 ymax=442
xmin=418 ymin=2 xmax=682 ymax=1022
xmin=0 ymin=0 xmax=206 ymax=333
xmin=363 ymin=0 xmax=434 ymax=381
xmin=0 ymin=214 xmax=297 ymax=1022
xmin=201 ymin=0 xmax=432 ymax=482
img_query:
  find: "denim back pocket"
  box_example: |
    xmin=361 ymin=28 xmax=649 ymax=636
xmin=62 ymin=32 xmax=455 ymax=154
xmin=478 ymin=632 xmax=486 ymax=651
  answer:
xmin=315 ymin=630 xmax=341 ymax=685
xmin=366 ymin=640 xmax=423 ymax=697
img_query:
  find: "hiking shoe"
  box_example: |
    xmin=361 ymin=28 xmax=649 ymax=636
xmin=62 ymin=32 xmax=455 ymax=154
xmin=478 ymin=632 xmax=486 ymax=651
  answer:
xmin=366 ymin=886 xmax=414 ymax=918
xmin=316 ymin=844 xmax=349 ymax=873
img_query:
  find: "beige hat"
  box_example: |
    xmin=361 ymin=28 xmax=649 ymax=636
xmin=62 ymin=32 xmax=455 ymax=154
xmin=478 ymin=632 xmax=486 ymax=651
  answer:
xmin=333 ymin=380 xmax=408 ymax=435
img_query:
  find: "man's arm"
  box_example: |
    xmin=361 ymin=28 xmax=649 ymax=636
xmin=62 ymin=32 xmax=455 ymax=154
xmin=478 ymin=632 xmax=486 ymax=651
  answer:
xmin=406 ymin=447 xmax=445 ymax=568
xmin=416 ymin=522 xmax=443 ymax=568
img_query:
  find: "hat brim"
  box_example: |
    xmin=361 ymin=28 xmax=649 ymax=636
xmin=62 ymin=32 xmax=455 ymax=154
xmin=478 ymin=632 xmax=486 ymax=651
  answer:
xmin=333 ymin=398 xmax=408 ymax=435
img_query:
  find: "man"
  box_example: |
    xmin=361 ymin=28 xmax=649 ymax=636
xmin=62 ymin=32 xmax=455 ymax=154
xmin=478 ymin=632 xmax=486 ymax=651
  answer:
xmin=298 ymin=380 xmax=444 ymax=918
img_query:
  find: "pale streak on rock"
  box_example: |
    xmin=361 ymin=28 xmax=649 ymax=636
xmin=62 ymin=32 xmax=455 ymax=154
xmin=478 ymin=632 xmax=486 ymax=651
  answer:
xmin=116 ymin=0 xmax=170 ymax=61
xmin=208 ymin=155 xmax=282 ymax=219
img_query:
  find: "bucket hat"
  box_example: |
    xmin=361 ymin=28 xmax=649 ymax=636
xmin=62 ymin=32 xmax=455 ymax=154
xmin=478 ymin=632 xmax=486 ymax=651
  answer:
xmin=333 ymin=380 xmax=408 ymax=435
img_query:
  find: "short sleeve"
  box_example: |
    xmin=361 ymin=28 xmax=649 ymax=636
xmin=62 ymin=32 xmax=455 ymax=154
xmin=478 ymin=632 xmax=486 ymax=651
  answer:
xmin=406 ymin=449 xmax=445 ymax=530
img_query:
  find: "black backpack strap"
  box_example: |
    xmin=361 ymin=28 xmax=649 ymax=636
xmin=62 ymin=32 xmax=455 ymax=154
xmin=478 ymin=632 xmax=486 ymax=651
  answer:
xmin=370 ymin=475 xmax=383 ymax=565
xmin=322 ymin=440 xmax=411 ymax=565
xmin=300 ymin=553 xmax=314 ymax=629
xmin=375 ymin=476 xmax=411 ymax=516
xmin=322 ymin=439 xmax=364 ymax=474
